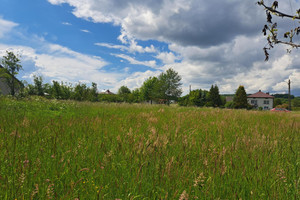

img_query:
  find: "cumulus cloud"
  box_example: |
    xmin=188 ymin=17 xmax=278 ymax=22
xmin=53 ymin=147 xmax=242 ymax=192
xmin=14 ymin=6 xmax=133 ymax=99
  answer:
xmin=47 ymin=0 xmax=268 ymax=47
xmin=0 ymin=43 xmax=124 ymax=89
xmin=156 ymin=51 xmax=180 ymax=64
xmin=32 ymin=1 xmax=300 ymax=95
xmin=111 ymin=70 xmax=161 ymax=92
xmin=95 ymin=40 xmax=156 ymax=54
xmin=0 ymin=17 xmax=18 ymax=38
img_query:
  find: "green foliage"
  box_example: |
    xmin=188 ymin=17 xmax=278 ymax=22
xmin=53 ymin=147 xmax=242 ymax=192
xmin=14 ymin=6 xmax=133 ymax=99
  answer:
xmin=178 ymin=89 xmax=209 ymax=107
xmin=73 ymin=83 xmax=89 ymax=101
xmin=33 ymin=75 xmax=44 ymax=96
xmin=208 ymin=84 xmax=222 ymax=107
xmin=140 ymin=76 xmax=158 ymax=103
xmin=292 ymin=97 xmax=300 ymax=107
xmin=274 ymin=98 xmax=282 ymax=107
xmin=177 ymin=94 xmax=190 ymax=106
xmin=233 ymin=86 xmax=248 ymax=109
xmin=98 ymin=94 xmax=123 ymax=102
xmin=156 ymin=68 xmax=182 ymax=103
xmin=88 ymin=82 xmax=98 ymax=102
xmin=225 ymin=101 xmax=234 ymax=109
xmin=1 ymin=51 xmax=23 ymax=96
xmin=129 ymin=88 xmax=141 ymax=103
xmin=118 ymin=85 xmax=131 ymax=95
xmin=273 ymin=94 xmax=295 ymax=99
xmin=0 ymin=98 xmax=299 ymax=199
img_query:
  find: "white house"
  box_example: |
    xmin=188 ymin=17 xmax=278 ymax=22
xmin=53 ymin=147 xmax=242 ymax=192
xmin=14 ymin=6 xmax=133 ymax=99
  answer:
xmin=247 ymin=90 xmax=274 ymax=110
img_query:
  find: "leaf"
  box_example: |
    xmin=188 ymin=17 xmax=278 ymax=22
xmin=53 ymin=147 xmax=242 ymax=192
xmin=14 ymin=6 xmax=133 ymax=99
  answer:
xmin=267 ymin=11 xmax=272 ymax=23
xmin=272 ymin=1 xmax=278 ymax=10
xmin=295 ymin=27 xmax=300 ymax=35
xmin=263 ymin=48 xmax=270 ymax=61
xmin=262 ymin=25 xmax=268 ymax=36
xmin=284 ymin=32 xmax=289 ymax=38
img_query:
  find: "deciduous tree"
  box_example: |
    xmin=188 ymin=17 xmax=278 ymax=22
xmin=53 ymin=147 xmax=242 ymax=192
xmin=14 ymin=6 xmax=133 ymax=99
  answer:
xmin=1 ymin=51 xmax=23 ymax=95
xmin=140 ymin=76 xmax=158 ymax=104
xmin=156 ymin=68 xmax=182 ymax=104
xmin=257 ymin=1 xmax=300 ymax=60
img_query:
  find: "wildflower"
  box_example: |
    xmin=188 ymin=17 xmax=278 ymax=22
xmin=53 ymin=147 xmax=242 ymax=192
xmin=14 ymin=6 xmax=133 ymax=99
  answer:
xmin=19 ymin=173 xmax=25 ymax=185
xmin=194 ymin=173 xmax=205 ymax=187
xmin=46 ymin=184 xmax=54 ymax=199
xmin=31 ymin=184 xmax=39 ymax=199
xmin=179 ymin=190 xmax=189 ymax=200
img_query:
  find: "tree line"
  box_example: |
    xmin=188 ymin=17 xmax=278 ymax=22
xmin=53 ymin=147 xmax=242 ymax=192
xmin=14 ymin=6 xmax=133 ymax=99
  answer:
xmin=2 ymin=51 xmax=298 ymax=109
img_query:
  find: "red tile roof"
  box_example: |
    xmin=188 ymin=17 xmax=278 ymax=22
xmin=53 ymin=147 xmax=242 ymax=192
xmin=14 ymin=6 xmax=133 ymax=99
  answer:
xmin=248 ymin=90 xmax=274 ymax=98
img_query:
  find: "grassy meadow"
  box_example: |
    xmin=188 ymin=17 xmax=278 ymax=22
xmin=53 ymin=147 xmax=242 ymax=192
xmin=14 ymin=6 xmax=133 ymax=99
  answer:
xmin=0 ymin=96 xmax=299 ymax=199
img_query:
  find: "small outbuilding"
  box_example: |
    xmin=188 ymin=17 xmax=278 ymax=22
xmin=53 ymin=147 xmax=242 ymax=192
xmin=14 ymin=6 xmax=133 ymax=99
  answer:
xmin=247 ymin=90 xmax=274 ymax=110
xmin=0 ymin=65 xmax=23 ymax=95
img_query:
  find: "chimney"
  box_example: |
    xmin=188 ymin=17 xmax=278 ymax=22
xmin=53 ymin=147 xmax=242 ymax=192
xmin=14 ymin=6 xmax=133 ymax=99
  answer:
xmin=259 ymin=90 xmax=261 ymax=92
xmin=266 ymin=92 xmax=269 ymax=95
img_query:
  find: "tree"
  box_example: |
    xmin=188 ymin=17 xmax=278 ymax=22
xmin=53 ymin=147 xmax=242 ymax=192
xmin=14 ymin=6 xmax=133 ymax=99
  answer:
xmin=1 ymin=51 xmax=23 ymax=96
xmin=292 ymin=98 xmax=300 ymax=107
xmin=33 ymin=75 xmax=44 ymax=96
xmin=156 ymin=68 xmax=182 ymax=104
xmin=208 ymin=85 xmax=222 ymax=107
xmin=189 ymin=89 xmax=209 ymax=107
xmin=140 ymin=76 xmax=158 ymax=104
xmin=257 ymin=1 xmax=300 ymax=61
xmin=274 ymin=98 xmax=282 ymax=107
xmin=118 ymin=85 xmax=131 ymax=95
xmin=233 ymin=86 xmax=248 ymax=109
xmin=73 ymin=83 xmax=88 ymax=101
xmin=129 ymin=88 xmax=141 ymax=103
xmin=88 ymin=82 xmax=98 ymax=102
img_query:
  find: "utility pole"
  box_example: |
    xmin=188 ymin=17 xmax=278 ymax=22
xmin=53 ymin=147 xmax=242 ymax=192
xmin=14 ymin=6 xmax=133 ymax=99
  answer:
xmin=189 ymin=85 xmax=191 ymax=94
xmin=288 ymin=79 xmax=291 ymax=111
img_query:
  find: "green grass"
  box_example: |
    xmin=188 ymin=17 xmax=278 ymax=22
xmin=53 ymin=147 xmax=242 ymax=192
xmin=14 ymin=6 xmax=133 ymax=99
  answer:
xmin=0 ymin=96 xmax=299 ymax=199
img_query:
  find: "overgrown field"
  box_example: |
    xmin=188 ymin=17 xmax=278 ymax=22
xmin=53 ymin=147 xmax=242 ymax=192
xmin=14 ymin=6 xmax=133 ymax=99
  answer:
xmin=0 ymin=97 xmax=299 ymax=199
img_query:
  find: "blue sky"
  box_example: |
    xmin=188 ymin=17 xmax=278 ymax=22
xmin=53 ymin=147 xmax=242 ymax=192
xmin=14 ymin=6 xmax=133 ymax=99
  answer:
xmin=0 ymin=0 xmax=299 ymax=95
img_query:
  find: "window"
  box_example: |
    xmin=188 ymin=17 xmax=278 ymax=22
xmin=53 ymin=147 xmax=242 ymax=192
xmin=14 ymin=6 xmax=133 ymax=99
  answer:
xmin=251 ymin=100 xmax=257 ymax=105
xmin=264 ymin=100 xmax=269 ymax=104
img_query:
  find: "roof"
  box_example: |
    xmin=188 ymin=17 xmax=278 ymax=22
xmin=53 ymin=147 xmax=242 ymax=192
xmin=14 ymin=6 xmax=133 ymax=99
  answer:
xmin=99 ymin=89 xmax=115 ymax=95
xmin=247 ymin=90 xmax=274 ymax=98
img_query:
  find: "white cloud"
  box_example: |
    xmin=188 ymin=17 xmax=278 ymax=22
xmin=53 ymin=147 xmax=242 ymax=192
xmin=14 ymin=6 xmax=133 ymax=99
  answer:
xmin=95 ymin=40 xmax=156 ymax=54
xmin=6 ymin=0 xmax=299 ymax=95
xmin=112 ymin=54 xmax=157 ymax=68
xmin=0 ymin=43 xmax=124 ymax=89
xmin=111 ymin=70 xmax=161 ymax=92
xmin=156 ymin=51 xmax=179 ymax=64
xmin=95 ymin=43 xmax=128 ymax=51
xmin=62 ymin=22 xmax=72 ymax=26
xmin=0 ymin=17 xmax=18 ymax=38
xmin=80 ymin=29 xmax=91 ymax=33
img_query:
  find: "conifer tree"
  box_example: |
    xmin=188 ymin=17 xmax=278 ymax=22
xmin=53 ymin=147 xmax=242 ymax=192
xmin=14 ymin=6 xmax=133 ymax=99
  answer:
xmin=233 ymin=85 xmax=248 ymax=109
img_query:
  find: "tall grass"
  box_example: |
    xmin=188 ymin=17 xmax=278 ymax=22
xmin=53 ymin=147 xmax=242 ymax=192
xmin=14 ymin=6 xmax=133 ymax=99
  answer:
xmin=0 ymin=96 xmax=299 ymax=199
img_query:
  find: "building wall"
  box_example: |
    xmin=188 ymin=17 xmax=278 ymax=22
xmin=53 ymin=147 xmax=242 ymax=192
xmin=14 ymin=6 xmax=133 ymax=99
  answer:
xmin=0 ymin=77 xmax=23 ymax=95
xmin=247 ymin=97 xmax=274 ymax=110
xmin=0 ymin=78 xmax=11 ymax=95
